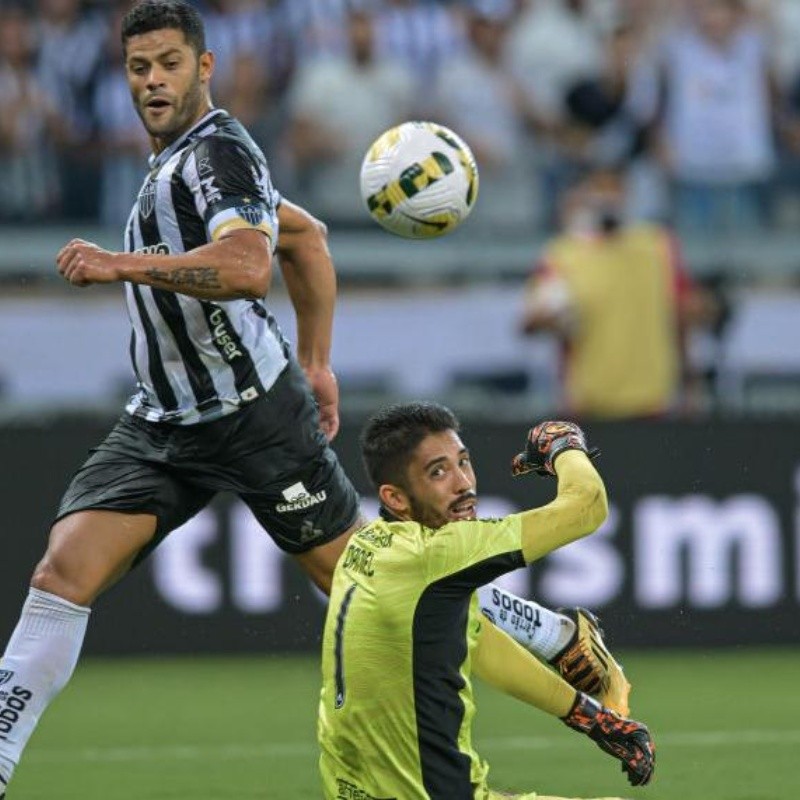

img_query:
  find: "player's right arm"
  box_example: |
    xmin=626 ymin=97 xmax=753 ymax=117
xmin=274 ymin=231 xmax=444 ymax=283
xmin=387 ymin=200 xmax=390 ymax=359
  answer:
xmin=56 ymin=230 xmax=272 ymax=301
xmin=513 ymin=422 xmax=608 ymax=563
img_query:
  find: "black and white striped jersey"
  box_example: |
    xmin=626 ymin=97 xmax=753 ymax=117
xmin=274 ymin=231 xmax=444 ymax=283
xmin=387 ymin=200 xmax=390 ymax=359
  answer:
xmin=123 ymin=108 xmax=288 ymax=425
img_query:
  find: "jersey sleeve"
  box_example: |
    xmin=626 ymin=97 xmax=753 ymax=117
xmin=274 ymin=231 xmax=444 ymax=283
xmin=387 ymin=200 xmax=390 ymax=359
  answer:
xmin=423 ymin=517 xmax=525 ymax=591
xmin=181 ymin=135 xmax=280 ymax=246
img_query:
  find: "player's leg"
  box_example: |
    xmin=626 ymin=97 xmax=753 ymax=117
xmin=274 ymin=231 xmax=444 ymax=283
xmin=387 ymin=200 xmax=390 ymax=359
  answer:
xmin=293 ymin=518 xmax=364 ymax=595
xmin=0 ymin=413 xmax=212 ymax=793
xmin=476 ymin=585 xmax=631 ymax=716
xmin=476 ymin=584 xmax=575 ymax=660
xmin=0 ymin=510 xmax=158 ymax=791
xmin=229 ymin=360 xmax=364 ymax=594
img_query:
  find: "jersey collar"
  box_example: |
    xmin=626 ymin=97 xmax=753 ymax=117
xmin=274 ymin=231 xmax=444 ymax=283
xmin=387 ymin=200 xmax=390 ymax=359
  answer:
xmin=148 ymin=107 xmax=227 ymax=170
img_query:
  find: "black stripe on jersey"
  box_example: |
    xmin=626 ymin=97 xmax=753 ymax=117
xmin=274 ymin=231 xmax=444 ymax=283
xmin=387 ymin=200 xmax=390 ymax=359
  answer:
xmin=139 ymin=181 xmax=222 ymax=415
xmin=172 ymin=147 xmax=208 ymax=245
xmin=131 ymin=285 xmax=179 ymax=412
xmin=125 ymin=220 xmax=147 ymax=391
xmin=199 ymin=302 xmax=267 ymax=400
xmin=411 ymin=550 xmax=525 ymax=799
xmin=151 ymin=291 xmax=222 ymax=414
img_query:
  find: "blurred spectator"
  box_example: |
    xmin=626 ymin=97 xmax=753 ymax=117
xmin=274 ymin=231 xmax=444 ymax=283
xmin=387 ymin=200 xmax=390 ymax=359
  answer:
xmin=35 ymin=0 xmax=107 ymax=220
xmin=203 ymin=0 xmax=292 ymax=93
xmin=520 ymin=169 xmax=712 ymax=419
xmin=284 ymin=0 xmax=351 ymax=62
xmin=507 ymin=0 xmax=607 ymax=229
xmin=562 ymin=21 xmax=666 ymax=220
xmin=375 ymin=0 xmax=466 ymax=103
xmin=433 ymin=0 xmax=538 ymax=230
xmin=0 ymin=6 xmax=65 ymax=221
xmin=91 ymin=2 xmax=150 ymax=228
xmin=284 ymin=5 xmax=413 ymax=221
xmin=507 ymin=0 xmax=605 ymax=124
xmin=655 ymin=0 xmax=775 ymax=232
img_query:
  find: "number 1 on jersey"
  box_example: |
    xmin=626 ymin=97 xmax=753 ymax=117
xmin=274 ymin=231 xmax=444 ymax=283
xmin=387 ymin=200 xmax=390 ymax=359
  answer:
xmin=334 ymin=584 xmax=357 ymax=709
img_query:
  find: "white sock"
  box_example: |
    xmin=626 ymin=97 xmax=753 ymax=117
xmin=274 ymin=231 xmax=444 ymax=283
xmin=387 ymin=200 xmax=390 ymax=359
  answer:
xmin=476 ymin=583 xmax=575 ymax=661
xmin=0 ymin=588 xmax=90 ymax=786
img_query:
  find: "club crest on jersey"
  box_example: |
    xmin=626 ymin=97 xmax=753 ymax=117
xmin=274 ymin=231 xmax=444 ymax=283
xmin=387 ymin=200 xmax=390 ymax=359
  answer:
xmin=0 ymin=670 xmax=13 ymax=687
xmin=139 ymin=179 xmax=156 ymax=219
xmin=236 ymin=204 xmax=263 ymax=227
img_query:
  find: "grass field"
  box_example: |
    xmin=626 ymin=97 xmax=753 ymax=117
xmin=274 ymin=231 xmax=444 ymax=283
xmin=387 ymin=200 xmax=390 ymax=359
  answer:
xmin=9 ymin=648 xmax=796 ymax=799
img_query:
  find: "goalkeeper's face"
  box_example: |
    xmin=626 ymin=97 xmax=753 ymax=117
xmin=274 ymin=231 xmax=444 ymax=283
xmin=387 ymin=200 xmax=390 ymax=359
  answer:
xmin=386 ymin=430 xmax=478 ymax=530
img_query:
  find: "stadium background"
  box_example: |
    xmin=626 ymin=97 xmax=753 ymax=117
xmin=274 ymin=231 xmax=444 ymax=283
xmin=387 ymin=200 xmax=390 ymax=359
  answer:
xmin=0 ymin=0 xmax=798 ymax=797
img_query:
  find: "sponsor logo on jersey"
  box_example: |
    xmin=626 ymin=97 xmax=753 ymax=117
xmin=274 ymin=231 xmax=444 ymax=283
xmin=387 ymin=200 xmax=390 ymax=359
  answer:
xmin=236 ymin=204 xmax=264 ymax=227
xmin=276 ymin=481 xmax=327 ymax=513
xmin=0 ymin=671 xmax=13 ymax=687
xmin=208 ymin=308 xmax=243 ymax=361
xmin=0 ymin=684 xmax=34 ymax=742
xmin=139 ymin=179 xmax=157 ymax=218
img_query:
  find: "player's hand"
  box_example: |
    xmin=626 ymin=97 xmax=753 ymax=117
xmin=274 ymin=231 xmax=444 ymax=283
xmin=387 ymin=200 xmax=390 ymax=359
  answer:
xmin=303 ymin=364 xmax=340 ymax=441
xmin=562 ymin=693 xmax=655 ymax=787
xmin=56 ymin=239 xmax=123 ymax=287
xmin=511 ymin=420 xmax=598 ymax=478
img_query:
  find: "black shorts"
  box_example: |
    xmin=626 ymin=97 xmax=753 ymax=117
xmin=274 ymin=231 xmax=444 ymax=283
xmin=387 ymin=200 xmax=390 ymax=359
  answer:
xmin=56 ymin=360 xmax=361 ymax=561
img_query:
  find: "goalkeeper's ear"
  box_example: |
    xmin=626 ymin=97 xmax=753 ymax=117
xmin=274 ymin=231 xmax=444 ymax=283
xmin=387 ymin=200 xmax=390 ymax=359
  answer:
xmin=378 ymin=484 xmax=410 ymax=518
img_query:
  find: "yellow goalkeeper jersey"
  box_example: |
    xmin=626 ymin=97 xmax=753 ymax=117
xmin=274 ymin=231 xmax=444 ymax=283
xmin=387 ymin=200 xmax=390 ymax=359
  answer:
xmin=318 ymin=513 xmax=526 ymax=800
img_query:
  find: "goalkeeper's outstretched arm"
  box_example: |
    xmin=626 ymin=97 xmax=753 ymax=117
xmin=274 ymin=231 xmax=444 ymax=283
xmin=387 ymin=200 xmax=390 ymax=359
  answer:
xmin=518 ymin=449 xmax=608 ymax=564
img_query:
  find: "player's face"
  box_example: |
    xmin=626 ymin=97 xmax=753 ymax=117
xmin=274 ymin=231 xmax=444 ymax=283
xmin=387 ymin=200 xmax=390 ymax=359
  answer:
xmin=125 ymin=28 xmax=213 ymax=148
xmin=400 ymin=430 xmax=478 ymax=529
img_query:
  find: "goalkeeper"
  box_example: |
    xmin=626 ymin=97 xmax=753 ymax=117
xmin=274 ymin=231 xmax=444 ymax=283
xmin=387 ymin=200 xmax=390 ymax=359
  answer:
xmin=318 ymin=404 xmax=655 ymax=800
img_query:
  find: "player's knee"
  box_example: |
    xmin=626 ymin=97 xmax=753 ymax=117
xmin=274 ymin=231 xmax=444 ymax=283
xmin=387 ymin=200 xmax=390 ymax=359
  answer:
xmin=30 ymin=555 xmax=97 ymax=607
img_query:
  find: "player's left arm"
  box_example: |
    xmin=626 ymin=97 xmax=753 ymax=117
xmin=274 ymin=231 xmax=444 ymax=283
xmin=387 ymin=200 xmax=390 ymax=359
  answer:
xmin=56 ymin=229 xmax=272 ymax=301
xmin=472 ymin=615 xmax=575 ymax=717
xmin=275 ymin=198 xmax=340 ymax=440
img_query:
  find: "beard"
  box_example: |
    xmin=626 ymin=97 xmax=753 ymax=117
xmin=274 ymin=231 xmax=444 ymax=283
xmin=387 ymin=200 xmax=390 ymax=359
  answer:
xmin=136 ymin=74 xmax=205 ymax=143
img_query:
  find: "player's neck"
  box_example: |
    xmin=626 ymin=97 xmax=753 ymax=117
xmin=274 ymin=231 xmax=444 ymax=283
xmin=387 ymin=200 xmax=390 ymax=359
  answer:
xmin=150 ymin=101 xmax=215 ymax=156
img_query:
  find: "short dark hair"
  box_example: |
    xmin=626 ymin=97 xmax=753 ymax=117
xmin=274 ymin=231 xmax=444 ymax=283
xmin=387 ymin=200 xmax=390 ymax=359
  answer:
xmin=360 ymin=401 xmax=460 ymax=489
xmin=121 ymin=0 xmax=206 ymax=56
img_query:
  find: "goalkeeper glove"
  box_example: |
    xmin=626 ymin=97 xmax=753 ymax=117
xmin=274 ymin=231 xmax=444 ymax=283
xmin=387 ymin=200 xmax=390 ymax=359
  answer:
xmin=511 ymin=420 xmax=598 ymax=478
xmin=562 ymin=693 xmax=655 ymax=787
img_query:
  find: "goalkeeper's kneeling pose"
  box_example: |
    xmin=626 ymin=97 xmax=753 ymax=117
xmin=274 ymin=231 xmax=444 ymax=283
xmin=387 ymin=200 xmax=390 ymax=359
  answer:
xmin=318 ymin=407 xmax=654 ymax=800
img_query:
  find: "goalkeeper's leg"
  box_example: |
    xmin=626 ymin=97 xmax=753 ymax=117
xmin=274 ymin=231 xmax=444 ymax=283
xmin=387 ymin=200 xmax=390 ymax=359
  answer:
xmin=476 ymin=586 xmax=630 ymax=715
xmin=550 ymin=607 xmax=630 ymax=716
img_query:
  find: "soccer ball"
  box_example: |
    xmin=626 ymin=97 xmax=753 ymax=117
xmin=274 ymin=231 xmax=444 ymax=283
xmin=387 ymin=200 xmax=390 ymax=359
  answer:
xmin=359 ymin=121 xmax=479 ymax=239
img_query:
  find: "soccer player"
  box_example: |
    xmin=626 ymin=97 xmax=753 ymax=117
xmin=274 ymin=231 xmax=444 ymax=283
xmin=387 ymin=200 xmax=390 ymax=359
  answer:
xmin=318 ymin=406 xmax=655 ymax=800
xmin=0 ymin=3 xmax=625 ymax=796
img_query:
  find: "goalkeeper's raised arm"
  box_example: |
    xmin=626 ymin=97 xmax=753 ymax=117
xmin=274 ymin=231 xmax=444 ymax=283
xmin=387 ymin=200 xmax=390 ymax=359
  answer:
xmin=513 ymin=421 xmax=609 ymax=564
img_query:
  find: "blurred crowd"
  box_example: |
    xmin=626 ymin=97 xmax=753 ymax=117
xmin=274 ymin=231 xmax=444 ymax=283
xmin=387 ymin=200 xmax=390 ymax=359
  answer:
xmin=4 ymin=0 xmax=800 ymax=234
